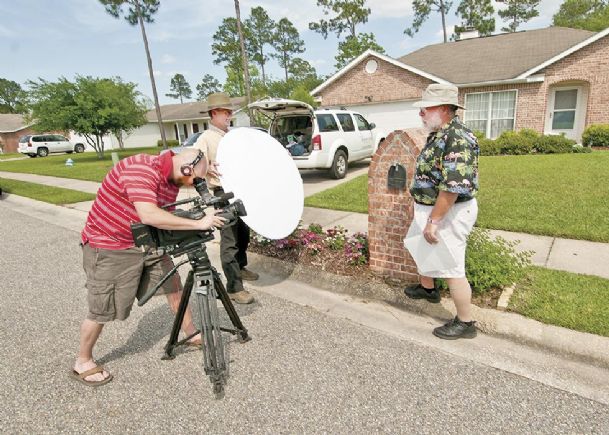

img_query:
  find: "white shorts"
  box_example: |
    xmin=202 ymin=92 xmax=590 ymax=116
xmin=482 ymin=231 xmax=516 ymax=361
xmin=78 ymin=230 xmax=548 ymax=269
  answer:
xmin=404 ymin=199 xmax=478 ymax=278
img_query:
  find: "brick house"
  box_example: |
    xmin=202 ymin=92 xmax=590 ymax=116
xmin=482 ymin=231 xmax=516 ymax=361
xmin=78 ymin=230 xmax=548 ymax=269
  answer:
xmin=0 ymin=114 xmax=34 ymax=153
xmin=311 ymin=26 xmax=609 ymax=142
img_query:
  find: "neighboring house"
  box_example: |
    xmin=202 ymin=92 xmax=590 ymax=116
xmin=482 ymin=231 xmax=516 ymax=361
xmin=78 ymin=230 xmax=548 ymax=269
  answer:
xmin=0 ymin=114 xmax=34 ymax=153
xmin=312 ymin=26 xmax=609 ymax=142
xmin=71 ymin=97 xmax=250 ymax=150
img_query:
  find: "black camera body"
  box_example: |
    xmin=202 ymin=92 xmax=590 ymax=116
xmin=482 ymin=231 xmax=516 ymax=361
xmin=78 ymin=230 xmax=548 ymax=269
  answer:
xmin=131 ymin=177 xmax=246 ymax=256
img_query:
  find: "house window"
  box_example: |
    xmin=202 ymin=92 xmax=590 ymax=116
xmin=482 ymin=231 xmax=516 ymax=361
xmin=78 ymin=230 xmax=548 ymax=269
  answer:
xmin=464 ymin=90 xmax=517 ymax=139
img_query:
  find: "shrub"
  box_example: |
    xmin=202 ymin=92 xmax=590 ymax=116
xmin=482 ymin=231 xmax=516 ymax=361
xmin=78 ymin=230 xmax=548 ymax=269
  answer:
xmin=157 ymin=139 xmax=180 ymax=147
xmin=582 ymin=124 xmax=609 ymax=147
xmin=472 ymin=130 xmax=486 ymax=141
xmin=478 ymin=138 xmax=501 ymax=156
xmin=572 ymin=144 xmax=593 ymax=153
xmin=535 ymin=134 xmax=576 ymax=154
xmin=495 ymin=130 xmax=534 ymax=155
xmin=464 ymin=228 xmax=532 ymax=293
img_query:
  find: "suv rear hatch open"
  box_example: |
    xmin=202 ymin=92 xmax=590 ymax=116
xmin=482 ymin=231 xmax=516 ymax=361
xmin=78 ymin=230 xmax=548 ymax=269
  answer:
xmin=248 ymin=98 xmax=315 ymax=156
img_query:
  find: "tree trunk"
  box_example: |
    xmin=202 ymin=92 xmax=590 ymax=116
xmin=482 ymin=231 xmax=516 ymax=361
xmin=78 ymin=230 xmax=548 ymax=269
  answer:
xmin=260 ymin=47 xmax=266 ymax=86
xmin=234 ymin=0 xmax=252 ymax=115
xmin=440 ymin=0 xmax=448 ymax=43
xmin=135 ymin=0 xmax=168 ymax=150
xmin=284 ymin=53 xmax=289 ymax=82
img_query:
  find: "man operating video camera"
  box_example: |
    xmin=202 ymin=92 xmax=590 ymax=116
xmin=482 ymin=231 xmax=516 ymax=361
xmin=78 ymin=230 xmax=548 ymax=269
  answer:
xmin=71 ymin=148 xmax=226 ymax=387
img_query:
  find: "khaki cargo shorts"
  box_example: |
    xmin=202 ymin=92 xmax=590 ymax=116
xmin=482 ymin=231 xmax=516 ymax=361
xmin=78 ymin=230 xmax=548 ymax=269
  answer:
xmin=82 ymin=243 xmax=182 ymax=323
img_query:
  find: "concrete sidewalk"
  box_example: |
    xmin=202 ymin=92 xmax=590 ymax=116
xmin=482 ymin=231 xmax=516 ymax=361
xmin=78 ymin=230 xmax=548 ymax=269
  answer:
xmin=2 ymin=169 xmax=607 ymax=279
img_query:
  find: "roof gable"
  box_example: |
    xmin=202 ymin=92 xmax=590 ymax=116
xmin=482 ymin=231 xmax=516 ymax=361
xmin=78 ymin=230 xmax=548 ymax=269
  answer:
xmin=399 ymin=27 xmax=597 ymax=85
xmin=146 ymin=97 xmax=246 ymax=122
xmin=0 ymin=114 xmax=30 ymax=133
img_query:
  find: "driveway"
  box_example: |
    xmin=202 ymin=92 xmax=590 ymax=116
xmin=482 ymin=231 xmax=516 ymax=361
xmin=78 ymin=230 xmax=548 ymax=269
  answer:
xmin=301 ymin=159 xmax=370 ymax=197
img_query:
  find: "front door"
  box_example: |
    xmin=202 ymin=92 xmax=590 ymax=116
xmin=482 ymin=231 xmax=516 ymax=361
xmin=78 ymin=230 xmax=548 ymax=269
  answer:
xmin=545 ymin=86 xmax=587 ymax=141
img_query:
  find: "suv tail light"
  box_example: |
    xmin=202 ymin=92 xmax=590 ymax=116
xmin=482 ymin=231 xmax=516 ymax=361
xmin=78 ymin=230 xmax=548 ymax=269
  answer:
xmin=312 ymin=134 xmax=322 ymax=150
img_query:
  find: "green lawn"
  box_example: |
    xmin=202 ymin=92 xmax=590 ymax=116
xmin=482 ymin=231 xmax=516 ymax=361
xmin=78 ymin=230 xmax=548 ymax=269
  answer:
xmin=511 ymin=267 xmax=609 ymax=337
xmin=0 ymin=153 xmax=22 ymax=160
xmin=0 ymin=147 xmax=160 ymax=182
xmin=0 ymin=177 xmax=96 ymax=204
xmin=305 ymin=152 xmax=609 ymax=242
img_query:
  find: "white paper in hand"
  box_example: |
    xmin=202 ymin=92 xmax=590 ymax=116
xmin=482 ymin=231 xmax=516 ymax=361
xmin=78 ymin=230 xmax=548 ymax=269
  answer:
xmin=216 ymin=128 xmax=304 ymax=240
xmin=403 ymin=221 xmax=458 ymax=274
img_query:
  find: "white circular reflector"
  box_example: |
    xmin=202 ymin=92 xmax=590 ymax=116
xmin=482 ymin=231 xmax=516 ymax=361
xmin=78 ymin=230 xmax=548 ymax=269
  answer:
xmin=216 ymin=127 xmax=304 ymax=239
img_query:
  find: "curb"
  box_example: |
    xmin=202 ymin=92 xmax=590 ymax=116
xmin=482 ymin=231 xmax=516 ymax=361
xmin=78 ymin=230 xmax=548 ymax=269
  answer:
xmin=247 ymin=252 xmax=609 ymax=369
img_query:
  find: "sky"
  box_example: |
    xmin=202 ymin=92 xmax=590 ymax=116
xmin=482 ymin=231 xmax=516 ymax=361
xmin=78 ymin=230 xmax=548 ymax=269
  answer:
xmin=1 ymin=0 xmax=564 ymax=105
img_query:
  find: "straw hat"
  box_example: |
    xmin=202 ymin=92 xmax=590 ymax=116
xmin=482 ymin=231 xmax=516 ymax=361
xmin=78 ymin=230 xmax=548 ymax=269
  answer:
xmin=413 ymin=84 xmax=465 ymax=109
xmin=201 ymin=92 xmax=235 ymax=113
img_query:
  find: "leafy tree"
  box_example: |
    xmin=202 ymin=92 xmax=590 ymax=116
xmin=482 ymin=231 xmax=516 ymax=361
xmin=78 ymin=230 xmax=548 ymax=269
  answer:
xmin=455 ymin=0 xmax=495 ymax=37
xmin=165 ymin=73 xmax=192 ymax=103
xmin=0 ymin=79 xmax=27 ymax=114
xmin=223 ymin=64 xmax=259 ymax=97
xmin=309 ymin=0 xmax=371 ymax=39
xmin=234 ymin=0 xmax=252 ymax=108
xmin=290 ymin=85 xmax=318 ymax=107
xmin=27 ymin=76 xmax=147 ymax=158
xmin=405 ymin=0 xmax=453 ymax=43
xmin=334 ymin=33 xmax=385 ymax=70
xmin=553 ymin=0 xmax=609 ymax=31
xmin=99 ymin=0 xmax=168 ymax=149
xmin=288 ymin=58 xmax=318 ymax=82
xmin=496 ymin=0 xmax=540 ymax=32
xmin=271 ymin=18 xmax=305 ymax=82
xmin=212 ymin=17 xmax=253 ymax=97
xmin=196 ymin=74 xmax=221 ymax=100
xmin=245 ymin=6 xmax=275 ymax=86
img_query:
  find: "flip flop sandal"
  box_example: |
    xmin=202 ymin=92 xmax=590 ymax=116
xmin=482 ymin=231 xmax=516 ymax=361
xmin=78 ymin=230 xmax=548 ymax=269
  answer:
xmin=70 ymin=366 xmax=113 ymax=387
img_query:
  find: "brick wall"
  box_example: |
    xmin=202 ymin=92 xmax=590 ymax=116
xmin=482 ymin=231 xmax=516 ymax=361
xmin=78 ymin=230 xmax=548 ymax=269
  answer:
xmin=368 ymin=128 xmax=427 ymax=281
xmin=0 ymin=128 xmax=34 ymax=153
xmin=319 ymin=56 xmax=434 ymax=106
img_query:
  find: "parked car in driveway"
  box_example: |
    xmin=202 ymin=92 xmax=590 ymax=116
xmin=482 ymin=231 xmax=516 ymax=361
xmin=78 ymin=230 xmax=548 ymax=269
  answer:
xmin=181 ymin=131 xmax=202 ymax=147
xmin=248 ymin=98 xmax=384 ymax=179
xmin=18 ymin=134 xmax=85 ymax=158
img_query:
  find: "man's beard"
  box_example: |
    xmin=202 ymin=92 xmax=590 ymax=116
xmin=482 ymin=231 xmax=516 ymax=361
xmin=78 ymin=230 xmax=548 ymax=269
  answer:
xmin=422 ymin=111 xmax=444 ymax=133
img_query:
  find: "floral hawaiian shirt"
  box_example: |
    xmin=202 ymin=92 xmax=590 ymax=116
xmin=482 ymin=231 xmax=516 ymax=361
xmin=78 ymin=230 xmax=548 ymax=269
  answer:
xmin=409 ymin=116 xmax=479 ymax=205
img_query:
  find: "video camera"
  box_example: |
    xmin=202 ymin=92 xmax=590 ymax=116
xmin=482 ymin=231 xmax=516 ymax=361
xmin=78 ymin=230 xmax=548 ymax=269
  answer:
xmin=130 ymin=177 xmax=246 ymax=256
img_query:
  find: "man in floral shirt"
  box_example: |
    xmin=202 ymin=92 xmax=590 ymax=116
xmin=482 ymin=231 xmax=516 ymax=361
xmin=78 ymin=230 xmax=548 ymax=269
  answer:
xmin=404 ymin=83 xmax=480 ymax=340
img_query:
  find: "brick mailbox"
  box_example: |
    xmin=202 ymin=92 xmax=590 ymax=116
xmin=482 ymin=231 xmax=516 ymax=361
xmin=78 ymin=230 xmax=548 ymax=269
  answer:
xmin=368 ymin=128 xmax=427 ymax=282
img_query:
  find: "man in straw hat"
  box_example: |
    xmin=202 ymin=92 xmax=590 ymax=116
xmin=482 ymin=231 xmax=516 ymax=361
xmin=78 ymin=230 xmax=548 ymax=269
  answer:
xmin=403 ymin=83 xmax=480 ymax=339
xmin=193 ymin=92 xmax=258 ymax=305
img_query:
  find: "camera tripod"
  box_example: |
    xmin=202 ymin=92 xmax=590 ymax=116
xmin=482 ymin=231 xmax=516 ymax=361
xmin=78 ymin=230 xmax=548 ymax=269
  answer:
xmin=138 ymin=237 xmax=251 ymax=399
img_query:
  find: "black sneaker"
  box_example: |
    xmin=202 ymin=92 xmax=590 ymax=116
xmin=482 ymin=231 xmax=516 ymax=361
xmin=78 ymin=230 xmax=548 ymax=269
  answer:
xmin=433 ymin=316 xmax=477 ymax=340
xmin=403 ymin=284 xmax=441 ymax=303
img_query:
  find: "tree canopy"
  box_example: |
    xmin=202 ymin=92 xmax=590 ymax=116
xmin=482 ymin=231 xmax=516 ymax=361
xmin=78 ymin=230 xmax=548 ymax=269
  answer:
xmin=26 ymin=76 xmax=147 ymax=158
xmin=553 ymin=0 xmax=609 ymax=31
xmin=334 ymin=33 xmax=385 ymax=70
xmin=309 ymin=0 xmax=371 ymax=39
xmin=271 ymin=18 xmax=305 ymax=82
xmin=165 ymin=74 xmax=192 ymax=103
xmin=455 ymin=0 xmax=495 ymax=37
xmin=0 ymin=79 xmax=27 ymax=114
xmin=245 ymin=6 xmax=275 ymax=86
xmin=196 ymin=74 xmax=222 ymax=100
xmin=497 ymin=0 xmax=540 ymax=32
xmin=405 ymin=0 xmax=453 ymax=43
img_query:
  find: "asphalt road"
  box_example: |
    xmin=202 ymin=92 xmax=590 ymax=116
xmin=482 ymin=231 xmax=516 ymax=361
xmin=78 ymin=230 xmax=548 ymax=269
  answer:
xmin=1 ymin=205 xmax=608 ymax=434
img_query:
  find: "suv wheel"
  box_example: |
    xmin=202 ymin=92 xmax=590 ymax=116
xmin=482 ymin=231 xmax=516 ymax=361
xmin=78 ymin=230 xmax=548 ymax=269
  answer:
xmin=74 ymin=144 xmax=85 ymax=153
xmin=37 ymin=147 xmax=49 ymax=157
xmin=330 ymin=150 xmax=348 ymax=179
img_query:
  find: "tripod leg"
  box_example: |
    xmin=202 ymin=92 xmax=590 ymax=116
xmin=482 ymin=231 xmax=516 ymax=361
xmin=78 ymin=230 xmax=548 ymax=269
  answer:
xmin=162 ymin=270 xmax=195 ymax=360
xmin=213 ymin=270 xmax=251 ymax=343
xmin=194 ymin=272 xmax=227 ymax=399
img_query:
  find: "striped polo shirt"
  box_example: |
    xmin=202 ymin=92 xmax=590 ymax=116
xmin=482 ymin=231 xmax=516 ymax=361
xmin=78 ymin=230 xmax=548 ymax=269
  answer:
xmin=82 ymin=151 xmax=178 ymax=250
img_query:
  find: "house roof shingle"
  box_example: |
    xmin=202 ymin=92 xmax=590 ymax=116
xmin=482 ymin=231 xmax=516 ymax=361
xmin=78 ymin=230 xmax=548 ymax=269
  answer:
xmin=146 ymin=97 xmax=247 ymax=122
xmin=0 ymin=114 xmax=30 ymax=133
xmin=398 ymin=27 xmax=595 ymax=84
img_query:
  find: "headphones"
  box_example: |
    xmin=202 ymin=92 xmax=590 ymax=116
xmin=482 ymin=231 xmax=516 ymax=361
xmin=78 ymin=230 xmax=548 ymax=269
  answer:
xmin=180 ymin=150 xmax=205 ymax=176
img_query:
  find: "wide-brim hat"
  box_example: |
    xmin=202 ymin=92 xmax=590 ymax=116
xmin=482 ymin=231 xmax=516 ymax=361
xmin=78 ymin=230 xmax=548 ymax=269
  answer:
xmin=413 ymin=83 xmax=465 ymax=110
xmin=200 ymin=92 xmax=236 ymax=113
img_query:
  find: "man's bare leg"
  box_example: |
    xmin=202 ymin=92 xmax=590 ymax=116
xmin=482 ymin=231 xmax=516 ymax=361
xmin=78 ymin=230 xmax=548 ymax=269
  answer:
xmin=420 ymin=275 xmax=434 ymax=289
xmin=165 ymin=291 xmax=202 ymax=343
xmin=73 ymin=319 xmax=110 ymax=382
xmin=446 ymin=277 xmax=472 ymax=322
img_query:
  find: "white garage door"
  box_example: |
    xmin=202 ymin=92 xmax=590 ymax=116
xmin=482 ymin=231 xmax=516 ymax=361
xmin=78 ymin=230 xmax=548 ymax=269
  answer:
xmin=347 ymin=100 xmax=421 ymax=138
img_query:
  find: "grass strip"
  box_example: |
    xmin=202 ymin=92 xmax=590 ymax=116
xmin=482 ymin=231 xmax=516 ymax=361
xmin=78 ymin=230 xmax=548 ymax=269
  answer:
xmin=510 ymin=266 xmax=609 ymax=337
xmin=0 ymin=153 xmax=22 ymax=160
xmin=0 ymin=178 xmax=96 ymax=205
xmin=304 ymin=152 xmax=609 ymax=242
xmin=0 ymin=147 xmax=160 ymax=182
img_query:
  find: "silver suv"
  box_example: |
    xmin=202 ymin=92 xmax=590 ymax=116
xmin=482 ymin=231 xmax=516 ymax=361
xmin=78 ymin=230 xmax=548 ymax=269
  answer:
xmin=18 ymin=134 xmax=85 ymax=158
xmin=249 ymin=99 xmax=384 ymax=179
